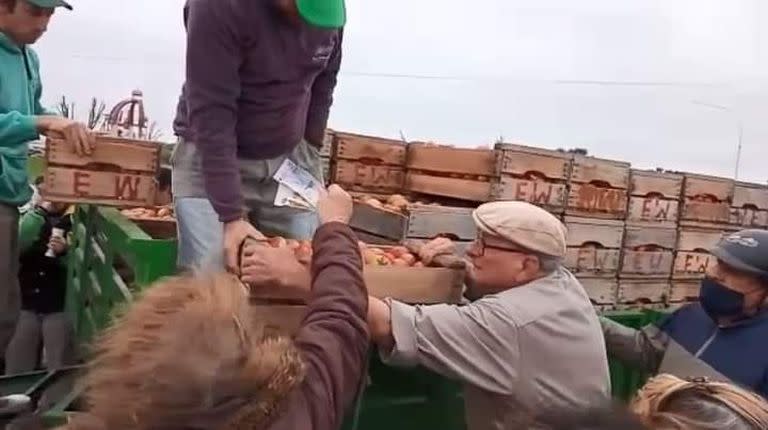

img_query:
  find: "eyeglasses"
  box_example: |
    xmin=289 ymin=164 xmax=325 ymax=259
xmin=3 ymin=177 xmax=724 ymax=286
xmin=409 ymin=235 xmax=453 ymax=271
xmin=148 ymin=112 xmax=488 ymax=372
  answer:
xmin=470 ymin=236 xmax=528 ymax=257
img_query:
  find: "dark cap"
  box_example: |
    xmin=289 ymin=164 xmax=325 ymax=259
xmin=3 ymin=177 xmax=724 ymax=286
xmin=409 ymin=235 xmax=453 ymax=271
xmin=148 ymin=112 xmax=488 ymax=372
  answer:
xmin=25 ymin=0 xmax=72 ymax=10
xmin=710 ymin=229 xmax=768 ymax=281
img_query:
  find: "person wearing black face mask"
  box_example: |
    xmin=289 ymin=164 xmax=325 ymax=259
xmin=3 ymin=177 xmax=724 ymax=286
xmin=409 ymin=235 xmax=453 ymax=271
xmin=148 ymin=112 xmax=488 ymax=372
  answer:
xmin=600 ymin=229 xmax=768 ymax=399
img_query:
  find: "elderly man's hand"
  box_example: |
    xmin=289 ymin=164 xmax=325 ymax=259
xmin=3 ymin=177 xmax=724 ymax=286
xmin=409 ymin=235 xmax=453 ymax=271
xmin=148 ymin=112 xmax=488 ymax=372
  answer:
xmin=241 ymin=243 xmax=311 ymax=297
xmin=367 ymin=296 xmax=394 ymax=351
xmin=419 ymin=237 xmax=456 ymax=266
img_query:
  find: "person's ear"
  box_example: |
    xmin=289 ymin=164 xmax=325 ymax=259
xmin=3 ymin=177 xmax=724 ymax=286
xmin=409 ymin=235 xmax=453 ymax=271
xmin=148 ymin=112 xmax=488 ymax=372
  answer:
xmin=523 ymin=255 xmax=541 ymax=275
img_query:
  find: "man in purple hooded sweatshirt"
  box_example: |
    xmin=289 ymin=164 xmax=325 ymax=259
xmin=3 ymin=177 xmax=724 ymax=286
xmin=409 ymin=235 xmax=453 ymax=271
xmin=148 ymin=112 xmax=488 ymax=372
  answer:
xmin=171 ymin=0 xmax=344 ymax=272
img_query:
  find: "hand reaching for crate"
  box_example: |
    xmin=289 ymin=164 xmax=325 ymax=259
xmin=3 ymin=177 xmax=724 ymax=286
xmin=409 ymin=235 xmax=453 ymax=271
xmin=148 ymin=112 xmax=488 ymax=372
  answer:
xmin=37 ymin=116 xmax=96 ymax=156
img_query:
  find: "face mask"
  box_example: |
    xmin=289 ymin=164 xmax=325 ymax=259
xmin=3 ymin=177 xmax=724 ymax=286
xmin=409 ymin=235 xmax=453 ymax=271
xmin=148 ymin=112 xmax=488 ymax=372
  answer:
xmin=699 ymin=277 xmax=746 ymax=320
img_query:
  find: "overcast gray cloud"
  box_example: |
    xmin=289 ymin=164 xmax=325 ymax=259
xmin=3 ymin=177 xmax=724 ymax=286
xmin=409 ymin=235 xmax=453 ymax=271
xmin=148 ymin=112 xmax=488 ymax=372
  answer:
xmin=33 ymin=0 xmax=768 ymax=183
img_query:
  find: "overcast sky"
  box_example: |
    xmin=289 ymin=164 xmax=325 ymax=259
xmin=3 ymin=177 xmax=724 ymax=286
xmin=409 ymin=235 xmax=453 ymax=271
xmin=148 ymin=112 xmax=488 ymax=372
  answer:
xmin=34 ymin=0 xmax=768 ymax=183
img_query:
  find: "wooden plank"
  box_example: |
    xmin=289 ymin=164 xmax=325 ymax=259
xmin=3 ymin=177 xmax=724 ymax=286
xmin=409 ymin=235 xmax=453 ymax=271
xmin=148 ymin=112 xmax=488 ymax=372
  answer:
xmin=320 ymin=129 xmax=334 ymax=157
xmin=406 ymin=206 xmax=476 ymax=241
xmin=332 ymin=160 xmax=405 ymax=193
xmin=43 ymin=167 xmax=156 ymax=207
xmin=405 ymin=172 xmax=491 ymax=202
xmin=333 ymin=132 xmax=406 ymax=165
xmin=673 ymin=251 xmax=715 ymax=279
xmin=349 ymin=202 xmax=408 ymax=241
xmin=677 ymin=229 xmax=724 ymax=251
xmin=577 ymin=277 xmax=618 ymax=305
xmin=733 ymin=182 xmax=768 ymax=210
xmin=566 ymin=183 xmax=628 ymax=219
xmin=620 ymin=250 xmax=674 ymax=277
xmin=570 ymin=155 xmax=630 ymax=189
xmin=683 ymin=173 xmax=734 ymax=201
xmin=352 ymin=231 xmax=399 ymax=246
xmin=46 ymin=136 xmax=160 ymax=174
xmin=564 ymin=216 xmax=624 ymax=248
xmin=681 ymin=200 xmax=730 ymax=224
xmin=491 ymin=176 xmax=567 ymax=212
xmin=365 ymin=266 xmax=465 ymax=304
xmin=494 ymin=143 xmax=572 ymax=180
xmin=407 ymin=143 xmax=495 ymax=176
xmin=669 ymin=282 xmax=701 ymax=303
xmin=618 ymin=279 xmax=669 ymax=304
xmin=627 ymin=196 xmax=679 ymax=226
xmin=629 ymin=169 xmax=683 ymax=199
xmin=565 ymin=248 xmax=620 ymax=276
xmin=623 ymin=225 xmax=677 ymax=249
xmin=729 ymin=207 xmax=768 ymax=228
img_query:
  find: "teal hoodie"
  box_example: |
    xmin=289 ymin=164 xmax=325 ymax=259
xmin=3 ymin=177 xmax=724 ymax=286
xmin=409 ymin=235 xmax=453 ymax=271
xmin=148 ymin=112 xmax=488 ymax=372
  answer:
xmin=0 ymin=30 xmax=52 ymax=206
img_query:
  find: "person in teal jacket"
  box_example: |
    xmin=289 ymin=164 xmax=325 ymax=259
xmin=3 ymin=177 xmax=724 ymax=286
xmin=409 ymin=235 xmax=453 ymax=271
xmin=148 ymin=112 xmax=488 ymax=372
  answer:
xmin=0 ymin=0 xmax=94 ymax=371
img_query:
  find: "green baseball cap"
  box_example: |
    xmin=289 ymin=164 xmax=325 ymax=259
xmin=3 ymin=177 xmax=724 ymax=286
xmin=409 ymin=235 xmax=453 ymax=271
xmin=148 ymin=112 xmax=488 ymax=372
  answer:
xmin=25 ymin=0 xmax=73 ymax=10
xmin=295 ymin=0 xmax=345 ymax=28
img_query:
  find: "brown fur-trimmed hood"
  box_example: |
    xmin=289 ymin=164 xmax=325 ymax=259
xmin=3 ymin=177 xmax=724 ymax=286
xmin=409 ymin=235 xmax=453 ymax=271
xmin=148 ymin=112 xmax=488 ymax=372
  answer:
xmin=64 ymin=274 xmax=305 ymax=430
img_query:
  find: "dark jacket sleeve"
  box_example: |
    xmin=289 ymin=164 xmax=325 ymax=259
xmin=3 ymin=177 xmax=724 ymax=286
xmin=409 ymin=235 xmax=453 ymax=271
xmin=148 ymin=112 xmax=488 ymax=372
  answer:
xmin=304 ymin=30 xmax=343 ymax=148
xmin=183 ymin=0 xmax=244 ymax=222
xmin=294 ymin=222 xmax=369 ymax=430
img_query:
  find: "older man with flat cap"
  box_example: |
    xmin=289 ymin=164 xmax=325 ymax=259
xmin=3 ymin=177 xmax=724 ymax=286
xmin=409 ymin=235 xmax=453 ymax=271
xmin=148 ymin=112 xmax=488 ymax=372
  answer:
xmin=367 ymin=201 xmax=611 ymax=430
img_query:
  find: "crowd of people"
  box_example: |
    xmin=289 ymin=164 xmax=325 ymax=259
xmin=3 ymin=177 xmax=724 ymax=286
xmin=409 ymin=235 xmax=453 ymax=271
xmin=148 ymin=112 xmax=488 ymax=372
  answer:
xmin=2 ymin=0 xmax=768 ymax=429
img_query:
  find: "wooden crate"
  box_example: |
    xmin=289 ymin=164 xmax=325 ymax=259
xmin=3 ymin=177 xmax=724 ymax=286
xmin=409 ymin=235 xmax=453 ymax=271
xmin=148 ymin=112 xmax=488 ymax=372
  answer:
xmin=491 ymin=143 xmax=571 ymax=214
xmin=43 ymin=135 xmax=160 ymax=207
xmin=577 ymin=277 xmax=618 ymax=306
xmin=669 ymin=281 xmax=701 ymax=303
xmin=618 ymin=279 xmax=670 ymax=304
xmin=673 ymin=228 xmax=724 ymax=279
xmin=620 ymin=225 xmax=677 ymax=277
xmin=320 ymin=129 xmax=334 ymax=157
xmin=729 ymin=182 xmax=768 ymax=228
xmin=680 ymin=173 xmax=734 ymax=226
xmin=405 ymin=143 xmax=494 ymax=202
xmin=564 ymin=217 xmax=624 ymax=277
xmin=626 ymin=169 xmax=682 ymax=227
xmin=349 ymin=201 xmax=408 ymax=242
xmin=320 ymin=157 xmax=331 ymax=185
xmin=567 ymin=156 xmax=630 ymax=219
xmin=330 ymin=132 xmax=407 ymax=194
xmin=406 ymin=205 xmax=476 ymax=241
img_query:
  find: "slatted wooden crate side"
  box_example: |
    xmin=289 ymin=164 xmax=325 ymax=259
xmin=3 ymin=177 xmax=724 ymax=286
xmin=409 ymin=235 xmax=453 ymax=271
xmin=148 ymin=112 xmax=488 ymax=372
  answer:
xmin=491 ymin=176 xmax=568 ymax=214
xmin=407 ymin=143 xmax=496 ymax=177
xmin=683 ymin=173 xmax=734 ymax=201
xmin=349 ymin=202 xmax=408 ymax=242
xmin=669 ymin=281 xmax=701 ymax=303
xmin=626 ymin=196 xmax=680 ymax=226
xmin=405 ymin=172 xmax=492 ymax=202
xmin=680 ymin=173 xmax=734 ymax=225
xmin=673 ymin=227 xmax=724 ymax=280
xmin=566 ymin=183 xmax=628 ymax=220
xmin=46 ymin=136 xmax=160 ymax=175
xmin=729 ymin=182 xmax=768 ymax=228
xmin=331 ymin=160 xmax=405 ymax=194
xmin=629 ymin=169 xmax=684 ymax=199
xmin=332 ymin=132 xmax=407 ymax=165
xmin=406 ymin=206 xmax=476 ymax=241
xmin=564 ymin=217 xmax=624 ymax=276
xmin=493 ymin=143 xmax=572 ymax=181
xmin=570 ymin=155 xmax=630 ymax=189
xmin=618 ymin=279 xmax=670 ymax=304
xmin=620 ymin=225 xmax=677 ymax=277
xmin=577 ymin=277 xmax=618 ymax=306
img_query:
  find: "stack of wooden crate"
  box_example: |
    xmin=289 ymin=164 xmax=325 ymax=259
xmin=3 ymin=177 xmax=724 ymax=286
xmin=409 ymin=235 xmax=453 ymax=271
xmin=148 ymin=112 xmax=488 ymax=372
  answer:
xmin=405 ymin=143 xmax=496 ymax=203
xmin=329 ymin=132 xmax=407 ymax=195
xmin=491 ymin=143 xmax=572 ymax=216
xmin=565 ymin=217 xmax=624 ymax=308
xmin=616 ymin=170 xmax=682 ymax=308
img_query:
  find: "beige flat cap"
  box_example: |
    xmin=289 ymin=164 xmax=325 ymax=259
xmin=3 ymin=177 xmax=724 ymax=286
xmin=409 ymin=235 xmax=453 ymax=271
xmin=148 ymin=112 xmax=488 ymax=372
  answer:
xmin=472 ymin=201 xmax=567 ymax=258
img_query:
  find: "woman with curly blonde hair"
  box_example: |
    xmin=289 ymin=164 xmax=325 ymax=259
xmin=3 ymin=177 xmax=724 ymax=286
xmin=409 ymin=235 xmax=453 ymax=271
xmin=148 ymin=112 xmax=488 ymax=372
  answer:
xmin=630 ymin=374 xmax=768 ymax=429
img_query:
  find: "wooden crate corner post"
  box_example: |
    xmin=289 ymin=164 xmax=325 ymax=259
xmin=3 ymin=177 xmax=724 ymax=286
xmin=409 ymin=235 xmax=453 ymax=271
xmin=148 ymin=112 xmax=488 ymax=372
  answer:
xmin=567 ymin=155 xmax=630 ymax=220
xmin=43 ymin=135 xmax=160 ymax=207
xmin=491 ymin=143 xmax=572 ymax=215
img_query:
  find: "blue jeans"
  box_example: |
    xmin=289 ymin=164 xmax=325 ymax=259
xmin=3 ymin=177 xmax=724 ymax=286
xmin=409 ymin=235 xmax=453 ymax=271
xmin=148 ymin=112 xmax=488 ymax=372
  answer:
xmin=172 ymin=139 xmax=322 ymax=270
